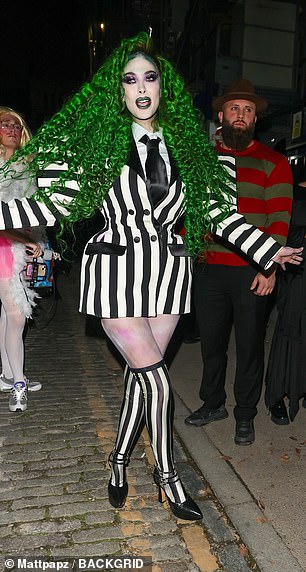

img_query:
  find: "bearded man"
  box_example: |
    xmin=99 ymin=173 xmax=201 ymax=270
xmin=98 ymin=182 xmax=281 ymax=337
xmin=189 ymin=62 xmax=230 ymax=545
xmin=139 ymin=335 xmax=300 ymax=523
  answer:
xmin=185 ymin=79 xmax=293 ymax=444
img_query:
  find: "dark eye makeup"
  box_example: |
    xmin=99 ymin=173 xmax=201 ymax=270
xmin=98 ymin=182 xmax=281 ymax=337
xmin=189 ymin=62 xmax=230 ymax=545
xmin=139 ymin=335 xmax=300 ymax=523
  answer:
xmin=122 ymin=74 xmax=136 ymax=84
xmin=122 ymin=71 xmax=159 ymax=84
xmin=144 ymin=71 xmax=159 ymax=82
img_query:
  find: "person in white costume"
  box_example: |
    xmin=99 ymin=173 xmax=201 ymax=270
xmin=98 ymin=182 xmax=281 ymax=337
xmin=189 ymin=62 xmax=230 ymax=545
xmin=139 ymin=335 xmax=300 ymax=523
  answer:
xmin=0 ymin=107 xmax=43 ymax=412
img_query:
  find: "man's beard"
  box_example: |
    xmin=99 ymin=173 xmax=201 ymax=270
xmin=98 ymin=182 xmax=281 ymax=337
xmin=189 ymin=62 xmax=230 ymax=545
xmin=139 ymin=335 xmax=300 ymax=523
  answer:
xmin=221 ymin=119 xmax=255 ymax=151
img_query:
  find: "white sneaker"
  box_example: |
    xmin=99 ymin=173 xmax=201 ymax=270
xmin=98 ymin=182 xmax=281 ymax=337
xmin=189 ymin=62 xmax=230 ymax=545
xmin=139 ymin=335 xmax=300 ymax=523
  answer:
xmin=0 ymin=374 xmax=42 ymax=392
xmin=0 ymin=374 xmax=14 ymax=392
xmin=24 ymin=377 xmax=42 ymax=392
xmin=9 ymin=381 xmax=28 ymax=412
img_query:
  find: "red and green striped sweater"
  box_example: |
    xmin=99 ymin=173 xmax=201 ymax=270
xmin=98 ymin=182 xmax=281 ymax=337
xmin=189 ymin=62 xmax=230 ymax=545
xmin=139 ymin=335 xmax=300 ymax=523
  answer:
xmin=205 ymin=140 xmax=293 ymax=266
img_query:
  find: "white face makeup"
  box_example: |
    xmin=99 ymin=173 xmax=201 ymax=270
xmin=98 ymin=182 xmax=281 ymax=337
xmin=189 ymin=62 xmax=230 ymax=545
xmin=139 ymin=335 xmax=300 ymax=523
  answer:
xmin=122 ymin=54 xmax=160 ymax=131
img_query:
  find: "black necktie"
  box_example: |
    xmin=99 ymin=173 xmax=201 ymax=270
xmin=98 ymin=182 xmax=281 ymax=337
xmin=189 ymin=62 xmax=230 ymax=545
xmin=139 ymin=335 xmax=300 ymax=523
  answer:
xmin=140 ymin=135 xmax=168 ymax=206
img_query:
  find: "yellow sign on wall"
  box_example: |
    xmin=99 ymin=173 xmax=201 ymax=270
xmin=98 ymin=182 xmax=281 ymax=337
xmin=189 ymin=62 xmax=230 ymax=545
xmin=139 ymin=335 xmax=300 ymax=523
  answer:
xmin=292 ymin=111 xmax=303 ymax=140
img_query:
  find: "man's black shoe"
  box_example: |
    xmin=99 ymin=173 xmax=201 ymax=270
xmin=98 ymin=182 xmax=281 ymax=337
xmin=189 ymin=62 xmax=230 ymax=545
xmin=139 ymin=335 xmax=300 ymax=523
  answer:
xmin=185 ymin=404 xmax=228 ymax=426
xmin=183 ymin=334 xmax=200 ymax=344
xmin=270 ymin=399 xmax=289 ymax=425
xmin=234 ymin=419 xmax=255 ymax=446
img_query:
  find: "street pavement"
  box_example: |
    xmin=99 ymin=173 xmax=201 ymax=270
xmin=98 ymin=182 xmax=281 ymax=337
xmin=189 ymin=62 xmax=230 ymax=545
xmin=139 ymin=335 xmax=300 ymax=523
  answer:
xmin=171 ymin=317 xmax=306 ymax=572
xmin=0 ymin=263 xmax=304 ymax=572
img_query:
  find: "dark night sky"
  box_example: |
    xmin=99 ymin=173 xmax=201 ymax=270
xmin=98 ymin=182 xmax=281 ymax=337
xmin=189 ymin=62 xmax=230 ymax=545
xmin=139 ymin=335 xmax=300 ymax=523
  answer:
xmin=1 ymin=1 xmax=155 ymax=126
xmin=1 ymin=1 xmax=92 ymax=123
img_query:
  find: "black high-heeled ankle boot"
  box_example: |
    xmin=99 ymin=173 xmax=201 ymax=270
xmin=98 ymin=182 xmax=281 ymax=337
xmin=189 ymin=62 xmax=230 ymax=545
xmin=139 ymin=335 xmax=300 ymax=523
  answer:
xmin=153 ymin=467 xmax=203 ymax=521
xmin=108 ymin=452 xmax=129 ymax=509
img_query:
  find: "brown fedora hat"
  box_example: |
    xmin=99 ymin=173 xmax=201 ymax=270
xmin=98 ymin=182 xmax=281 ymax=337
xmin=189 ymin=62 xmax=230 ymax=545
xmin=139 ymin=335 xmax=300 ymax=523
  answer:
xmin=212 ymin=78 xmax=268 ymax=113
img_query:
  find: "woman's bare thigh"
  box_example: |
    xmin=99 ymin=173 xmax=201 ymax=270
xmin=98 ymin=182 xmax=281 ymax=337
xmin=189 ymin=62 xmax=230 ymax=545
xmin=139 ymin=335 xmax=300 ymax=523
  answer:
xmin=101 ymin=315 xmax=180 ymax=368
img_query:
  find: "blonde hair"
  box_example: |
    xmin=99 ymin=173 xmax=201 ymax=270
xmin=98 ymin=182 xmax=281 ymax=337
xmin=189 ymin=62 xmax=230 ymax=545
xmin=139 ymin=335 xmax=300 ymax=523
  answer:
xmin=0 ymin=106 xmax=32 ymax=157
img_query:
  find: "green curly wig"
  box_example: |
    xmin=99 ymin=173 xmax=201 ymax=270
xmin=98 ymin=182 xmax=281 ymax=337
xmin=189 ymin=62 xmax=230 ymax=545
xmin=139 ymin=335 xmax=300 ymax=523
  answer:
xmin=3 ymin=31 xmax=232 ymax=256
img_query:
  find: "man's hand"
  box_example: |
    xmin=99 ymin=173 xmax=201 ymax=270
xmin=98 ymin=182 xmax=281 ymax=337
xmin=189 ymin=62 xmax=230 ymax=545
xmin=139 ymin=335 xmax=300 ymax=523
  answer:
xmin=272 ymin=246 xmax=303 ymax=270
xmin=250 ymin=271 xmax=276 ymax=296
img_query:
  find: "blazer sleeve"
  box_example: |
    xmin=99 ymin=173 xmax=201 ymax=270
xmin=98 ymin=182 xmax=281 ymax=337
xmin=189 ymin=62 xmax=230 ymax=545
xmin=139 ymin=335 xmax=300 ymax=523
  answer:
xmin=0 ymin=162 xmax=80 ymax=230
xmin=208 ymin=153 xmax=281 ymax=270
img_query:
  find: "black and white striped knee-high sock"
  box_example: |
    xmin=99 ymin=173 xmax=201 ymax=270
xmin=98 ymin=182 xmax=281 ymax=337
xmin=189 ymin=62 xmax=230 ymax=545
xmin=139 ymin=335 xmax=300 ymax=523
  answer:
xmin=110 ymin=366 xmax=144 ymax=487
xmin=132 ymin=360 xmax=186 ymax=504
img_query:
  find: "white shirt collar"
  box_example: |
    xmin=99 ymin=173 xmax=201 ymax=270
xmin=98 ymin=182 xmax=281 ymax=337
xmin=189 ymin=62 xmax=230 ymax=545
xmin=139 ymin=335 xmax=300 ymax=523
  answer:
xmin=132 ymin=122 xmax=163 ymax=143
xmin=131 ymin=122 xmax=170 ymax=181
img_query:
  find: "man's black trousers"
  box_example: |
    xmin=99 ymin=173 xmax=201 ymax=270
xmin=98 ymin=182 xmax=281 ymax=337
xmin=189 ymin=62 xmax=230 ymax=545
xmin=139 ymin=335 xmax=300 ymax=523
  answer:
xmin=193 ymin=264 xmax=268 ymax=421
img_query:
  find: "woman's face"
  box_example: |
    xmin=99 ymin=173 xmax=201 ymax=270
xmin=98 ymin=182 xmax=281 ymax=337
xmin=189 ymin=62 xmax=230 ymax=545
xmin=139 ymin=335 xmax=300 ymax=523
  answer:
xmin=122 ymin=54 xmax=160 ymax=131
xmin=0 ymin=112 xmax=22 ymax=159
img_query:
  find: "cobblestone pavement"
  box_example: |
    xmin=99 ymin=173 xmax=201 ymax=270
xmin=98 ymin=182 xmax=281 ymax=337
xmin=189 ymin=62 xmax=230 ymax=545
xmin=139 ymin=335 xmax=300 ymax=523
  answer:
xmin=0 ymin=266 xmax=260 ymax=572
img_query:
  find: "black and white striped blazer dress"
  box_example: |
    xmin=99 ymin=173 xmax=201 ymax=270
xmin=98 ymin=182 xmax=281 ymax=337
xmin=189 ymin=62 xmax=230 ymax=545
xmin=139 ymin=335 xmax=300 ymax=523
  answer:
xmin=0 ymin=150 xmax=281 ymax=318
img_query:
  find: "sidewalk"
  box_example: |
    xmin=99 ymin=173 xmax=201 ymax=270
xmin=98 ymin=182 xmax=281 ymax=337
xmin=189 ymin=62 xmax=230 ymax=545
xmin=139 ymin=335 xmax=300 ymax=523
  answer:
xmin=170 ymin=327 xmax=306 ymax=572
xmin=0 ymin=264 xmax=264 ymax=572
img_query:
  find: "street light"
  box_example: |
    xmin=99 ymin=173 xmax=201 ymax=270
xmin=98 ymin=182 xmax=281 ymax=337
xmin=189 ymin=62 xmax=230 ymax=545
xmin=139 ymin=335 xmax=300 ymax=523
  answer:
xmin=88 ymin=22 xmax=105 ymax=76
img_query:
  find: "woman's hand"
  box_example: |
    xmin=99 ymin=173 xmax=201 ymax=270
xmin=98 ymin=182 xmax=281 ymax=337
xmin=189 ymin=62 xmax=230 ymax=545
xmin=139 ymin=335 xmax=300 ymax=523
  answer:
xmin=272 ymin=246 xmax=304 ymax=270
xmin=25 ymin=241 xmax=43 ymax=258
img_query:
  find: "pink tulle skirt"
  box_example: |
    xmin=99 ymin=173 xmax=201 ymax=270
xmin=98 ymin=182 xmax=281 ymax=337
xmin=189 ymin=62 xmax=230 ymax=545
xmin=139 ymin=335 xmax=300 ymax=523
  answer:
xmin=0 ymin=236 xmax=14 ymax=279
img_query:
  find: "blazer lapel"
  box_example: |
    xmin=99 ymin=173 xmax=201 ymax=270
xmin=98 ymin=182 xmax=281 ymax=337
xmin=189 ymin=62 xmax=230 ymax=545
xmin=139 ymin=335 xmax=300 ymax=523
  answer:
xmin=126 ymin=138 xmax=180 ymax=187
xmin=168 ymin=149 xmax=179 ymax=186
xmin=126 ymin=139 xmax=145 ymax=180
